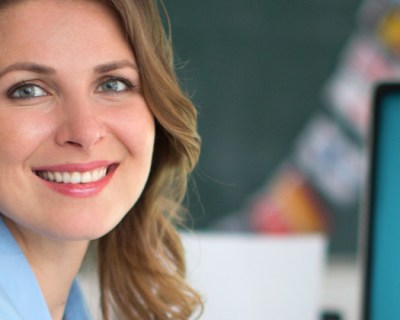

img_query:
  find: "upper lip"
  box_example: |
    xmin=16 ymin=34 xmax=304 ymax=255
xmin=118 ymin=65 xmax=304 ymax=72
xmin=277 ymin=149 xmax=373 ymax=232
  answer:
xmin=32 ymin=160 xmax=116 ymax=173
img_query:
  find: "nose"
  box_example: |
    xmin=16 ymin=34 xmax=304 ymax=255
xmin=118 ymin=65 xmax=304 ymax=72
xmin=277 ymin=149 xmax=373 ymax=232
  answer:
xmin=55 ymin=98 xmax=105 ymax=150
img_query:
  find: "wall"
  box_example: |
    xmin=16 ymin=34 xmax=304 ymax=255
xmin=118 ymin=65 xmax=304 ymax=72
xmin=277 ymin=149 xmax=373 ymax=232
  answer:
xmin=168 ymin=0 xmax=363 ymax=254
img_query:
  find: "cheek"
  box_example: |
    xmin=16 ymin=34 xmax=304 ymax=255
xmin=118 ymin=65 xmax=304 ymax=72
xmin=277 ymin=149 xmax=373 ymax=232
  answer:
xmin=0 ymin=112 xmax=51 ymax=165
xmin=105 ymin=104 xmax=156 ymax=156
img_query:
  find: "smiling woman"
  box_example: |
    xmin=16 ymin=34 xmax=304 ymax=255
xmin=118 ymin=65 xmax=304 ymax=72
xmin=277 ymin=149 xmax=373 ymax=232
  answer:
xmin=0 ymin=0 xmax=202 ymax=319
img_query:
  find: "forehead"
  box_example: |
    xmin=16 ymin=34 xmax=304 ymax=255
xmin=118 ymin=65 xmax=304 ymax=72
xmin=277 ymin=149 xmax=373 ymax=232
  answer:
xmin=0 ymin=0 xmax=134 ymax=68
xmin=0 ymin=0 xmax=117 ymax=31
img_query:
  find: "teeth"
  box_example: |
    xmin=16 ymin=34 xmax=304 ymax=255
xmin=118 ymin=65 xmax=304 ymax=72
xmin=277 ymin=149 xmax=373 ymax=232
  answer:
xmin=81 ymin=171 xmax=91 ymax=183
xmin=37 ymin=167 xmax=108 ymax=184
xmin=54 ymin=172 xmax=63 ymax=183
xmin=92 ymin=169 xmax=100 ymax=181
xmin=48 ymin=172 xmax=55 ymax=181
xmin=62 ymin=172 xmax=71 ymax=183
xmin=70 ymin=172 xmax=80 ymax=184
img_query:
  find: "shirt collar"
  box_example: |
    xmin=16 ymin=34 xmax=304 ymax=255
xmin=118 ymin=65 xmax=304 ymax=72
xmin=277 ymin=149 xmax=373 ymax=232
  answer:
xmin=0 ymin=217 xmax=91 ymax=319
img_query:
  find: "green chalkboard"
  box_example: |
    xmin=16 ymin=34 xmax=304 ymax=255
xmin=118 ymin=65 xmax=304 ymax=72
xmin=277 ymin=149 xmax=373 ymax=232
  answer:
xmin=168 ymin=0 xmax=362 ymax=253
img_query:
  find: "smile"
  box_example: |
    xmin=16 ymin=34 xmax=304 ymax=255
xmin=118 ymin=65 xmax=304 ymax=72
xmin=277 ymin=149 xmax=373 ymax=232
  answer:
xmin=36 ymin=167 xmax=108 ymax=184
xmin=32 ymin=162 xmax=118 ymax=197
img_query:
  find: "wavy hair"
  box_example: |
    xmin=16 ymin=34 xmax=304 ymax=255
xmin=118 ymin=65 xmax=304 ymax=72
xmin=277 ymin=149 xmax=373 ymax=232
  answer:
xmin=97 ymin=0 xmax=203 ymax=319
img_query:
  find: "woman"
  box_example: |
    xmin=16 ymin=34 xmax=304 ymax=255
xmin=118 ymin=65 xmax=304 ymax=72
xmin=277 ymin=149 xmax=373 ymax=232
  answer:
xmin=0 ymin=0 xmax=202 ymax=319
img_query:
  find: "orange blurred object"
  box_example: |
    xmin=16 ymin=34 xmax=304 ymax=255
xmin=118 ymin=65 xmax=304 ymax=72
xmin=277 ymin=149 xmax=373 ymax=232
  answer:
xmin=250 ymin=166 xmax=329 ymax=234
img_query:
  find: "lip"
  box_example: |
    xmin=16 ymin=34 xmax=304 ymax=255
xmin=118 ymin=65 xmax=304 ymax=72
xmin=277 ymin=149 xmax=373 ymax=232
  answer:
xmin=33 ymin=161 xmax=118 ymax=198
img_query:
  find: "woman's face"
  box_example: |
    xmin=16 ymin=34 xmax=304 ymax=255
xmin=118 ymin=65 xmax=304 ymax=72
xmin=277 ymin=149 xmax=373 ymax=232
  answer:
xmin=0 ymin=0 xmax=155 ymax=241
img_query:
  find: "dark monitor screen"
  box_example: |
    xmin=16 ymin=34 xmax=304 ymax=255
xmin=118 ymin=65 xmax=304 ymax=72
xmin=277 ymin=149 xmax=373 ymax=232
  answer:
xmin=363 ymin=83 xmax=400 ymax=320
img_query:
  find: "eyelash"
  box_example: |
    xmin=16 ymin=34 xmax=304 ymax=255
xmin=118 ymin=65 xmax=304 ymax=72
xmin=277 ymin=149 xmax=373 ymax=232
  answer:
xmin=6 ymin=76 xmax=136 ymax=100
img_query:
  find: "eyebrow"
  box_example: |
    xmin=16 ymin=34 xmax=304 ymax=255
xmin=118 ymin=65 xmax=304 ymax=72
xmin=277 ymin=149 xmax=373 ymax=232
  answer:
xmin=0 ymin=62 xmax=56 ymax=79
xmin=0 ymin=60 xmax=138 ymax=79
xmin=94 ymin=60 xmax=138 ymax=74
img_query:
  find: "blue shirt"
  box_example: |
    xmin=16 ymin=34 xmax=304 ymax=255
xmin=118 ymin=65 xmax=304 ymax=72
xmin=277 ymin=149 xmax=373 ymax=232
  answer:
xmin=0 ymin=218 xmax=91 ymax=319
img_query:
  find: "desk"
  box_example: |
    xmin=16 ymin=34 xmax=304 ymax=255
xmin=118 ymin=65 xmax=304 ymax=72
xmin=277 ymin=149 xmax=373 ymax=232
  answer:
xmin=322 ymin=256 xmax=361 ymax=320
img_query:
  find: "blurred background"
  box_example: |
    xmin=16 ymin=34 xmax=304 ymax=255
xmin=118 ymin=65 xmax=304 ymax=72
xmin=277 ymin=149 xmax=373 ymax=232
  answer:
xmin=167 ymin=0 xmax=400 ymax=256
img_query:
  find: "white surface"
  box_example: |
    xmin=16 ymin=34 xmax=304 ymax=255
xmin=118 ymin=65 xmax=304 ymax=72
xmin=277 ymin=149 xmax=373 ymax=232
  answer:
xmin=182 ymin=233 xmax=327 ymax=320
xmin=321 ymin=256 xmax=361 ymax=320
xmin=80 ymin=233 xmax=348 ymax=320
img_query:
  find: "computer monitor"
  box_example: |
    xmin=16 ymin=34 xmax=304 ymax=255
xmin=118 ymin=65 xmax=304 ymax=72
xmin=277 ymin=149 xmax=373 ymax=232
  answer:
xmin=362 ymin=82 xmax=400 ymax=320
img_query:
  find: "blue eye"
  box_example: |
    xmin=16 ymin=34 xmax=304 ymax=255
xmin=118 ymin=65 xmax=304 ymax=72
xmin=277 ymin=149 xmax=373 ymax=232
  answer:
xmin=98 ymin=78 xmax=132 ymax=93
xmin=9 ymin=84 xmax=47 ymax=99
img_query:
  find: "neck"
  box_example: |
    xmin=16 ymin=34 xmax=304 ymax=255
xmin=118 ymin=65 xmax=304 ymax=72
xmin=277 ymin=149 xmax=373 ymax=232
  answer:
xmin=30 ymin=240 xmax=89 ymax=320
xmin=3 ymin=217 xmax=89 ymax=320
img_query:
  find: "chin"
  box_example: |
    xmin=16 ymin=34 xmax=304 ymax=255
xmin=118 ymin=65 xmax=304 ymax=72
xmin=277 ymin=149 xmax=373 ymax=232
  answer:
xmin=43 ymin=209 xmax=129 ymax=242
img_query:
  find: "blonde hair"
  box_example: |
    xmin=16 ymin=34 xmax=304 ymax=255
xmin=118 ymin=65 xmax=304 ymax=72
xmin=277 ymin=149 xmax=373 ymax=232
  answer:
xmin=97 ymin=0 xmax=203 ymax=319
